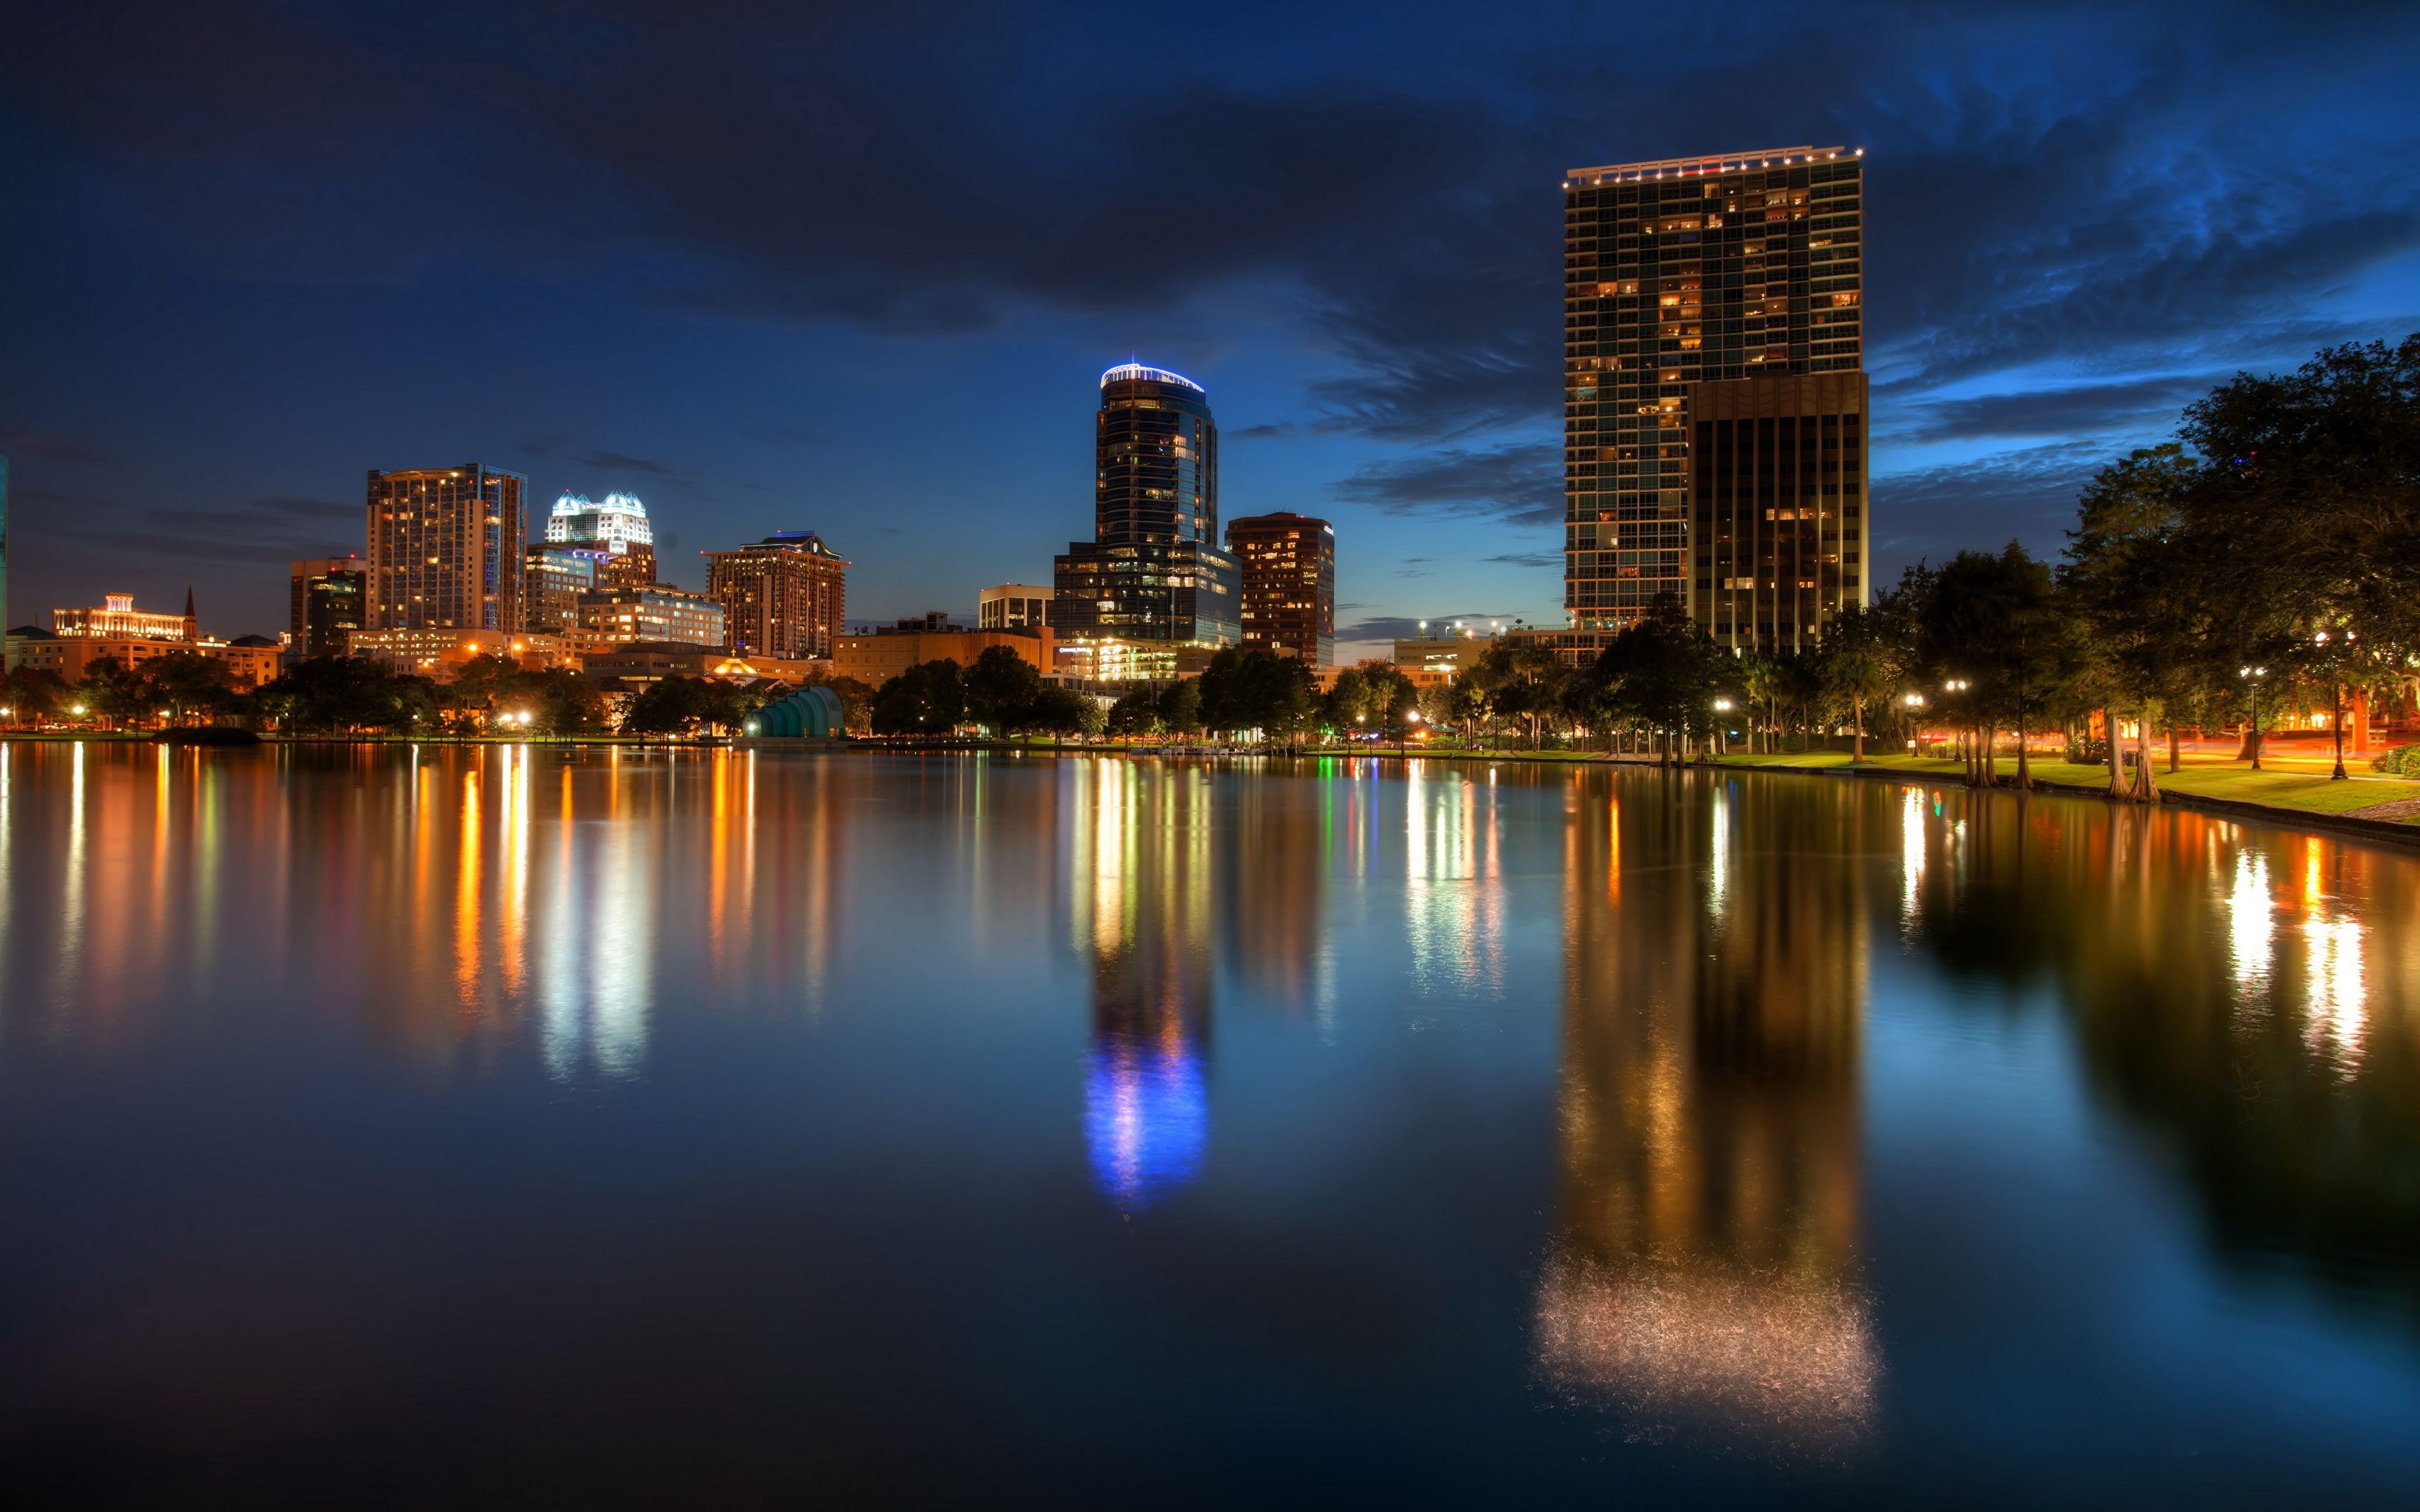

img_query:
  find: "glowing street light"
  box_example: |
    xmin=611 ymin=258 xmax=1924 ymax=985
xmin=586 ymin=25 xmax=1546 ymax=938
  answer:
xmin=2239 ymin=665 xmax=2269 ymax=769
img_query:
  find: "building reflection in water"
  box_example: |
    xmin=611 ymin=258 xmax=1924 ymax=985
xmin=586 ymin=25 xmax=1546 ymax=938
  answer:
xmin=1069 ymin=759 xmax=1213 ymax=1209
xmin=1536 ymin=769 xmax=1876 ymax=1450
xmin=1404 ymin=764 xmax=1506 ymax=999
xmin=0 ymin=742 xmax=868 ymax=1086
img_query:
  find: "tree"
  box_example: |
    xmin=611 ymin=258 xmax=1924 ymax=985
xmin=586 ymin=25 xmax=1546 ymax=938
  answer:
xmin=623 ymin=675 xmax=715 ymax=735
xmin=1591 ymin=593 xmax=1727 ymax=760
xmin=1915 ymin=545 xmax=2071 ymax=789
xmin=1197 ymin=648 xmax=1318 ymax=743
xmin=2063 ymin=445 xmax=2210 ymax=799
xmin=255 ymin=656 xmax=437 ymax=734
xmin=868 ymin=659 xmax=966 ymax=735
xmin=0 ymin=666 xmax=68 ymax=725
xmin=964 ymin=646 xmax=1045 ymax=733
xmin=1816 ymin=604 xmax=1897 ymax=764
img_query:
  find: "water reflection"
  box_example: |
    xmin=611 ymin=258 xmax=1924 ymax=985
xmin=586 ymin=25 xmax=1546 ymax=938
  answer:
xmin=1070 ymin=759 xmax=1213 ymax=1208
xmin=1899 ymin=791 xmax=2420 ymax=1302
xmin=1536 ymin=769 xmax=1876 ymax=1451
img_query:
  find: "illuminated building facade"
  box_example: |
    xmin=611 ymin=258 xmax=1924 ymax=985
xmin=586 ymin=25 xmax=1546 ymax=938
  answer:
xmin=1052 ymin=364 xmax=1240 ymax=658
xmin=545 ymin=491 xmax=657 ymax=587
xmin=347 ymin=627 xmax=573 ymax=681
xmin=1226 ymin=512 xmax=1335 ymax=668
xmin=978 ymin=583 xmax=1052 ymax=632
xmin=54 ymin=590 xmax=194 ymax=641
xmin=1562 ymin=146 xmax=1865 ymax=648
xmin=703 ymin=531 xmax=848 ymax=660
xmin=523 ymin=543 xmax=608 ymax=634
xmin=290 ymin=556 xmax=366 ymax=658
xmin=366 ymin=465 xmax=527 ymax=632
xmin=574 ymin=583 xmax=726 ymax=648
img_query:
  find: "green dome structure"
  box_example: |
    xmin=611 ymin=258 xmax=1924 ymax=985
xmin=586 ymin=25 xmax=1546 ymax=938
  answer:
xmin=746 ymin=685 xmax=848 ymax=738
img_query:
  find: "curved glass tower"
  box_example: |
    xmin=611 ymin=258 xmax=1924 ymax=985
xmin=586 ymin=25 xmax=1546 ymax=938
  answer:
xmin=1052 ymin=364 xmax=1240 ymax=658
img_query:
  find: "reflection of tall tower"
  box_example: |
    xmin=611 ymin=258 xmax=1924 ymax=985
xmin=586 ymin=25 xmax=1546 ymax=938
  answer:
xmin=1070 ymin=760 xmax=1213 ymax=1208
xmin=1536 ymin=769 xmax=1874 ymax=1447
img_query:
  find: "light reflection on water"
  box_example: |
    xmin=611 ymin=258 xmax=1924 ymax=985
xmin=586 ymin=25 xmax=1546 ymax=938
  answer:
xmin=0 ymin=745 xmax=2416 ymax=1500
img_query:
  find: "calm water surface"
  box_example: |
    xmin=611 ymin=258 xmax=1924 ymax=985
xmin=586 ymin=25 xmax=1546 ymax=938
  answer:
xmin=1 ymin=744 xmax=2416 ymax=1504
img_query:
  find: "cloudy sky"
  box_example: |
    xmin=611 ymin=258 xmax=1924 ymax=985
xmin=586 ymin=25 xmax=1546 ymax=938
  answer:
xmin=4 ymin=0 xmax=2415 ymax=655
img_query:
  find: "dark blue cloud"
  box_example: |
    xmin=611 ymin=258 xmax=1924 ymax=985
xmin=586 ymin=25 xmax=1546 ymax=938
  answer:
xmin=2 ymin=0 xmax=2414 ymax=629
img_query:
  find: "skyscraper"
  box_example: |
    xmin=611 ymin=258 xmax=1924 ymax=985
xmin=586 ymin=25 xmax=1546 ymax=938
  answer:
xmin=290 ymin=556 xmax=366 ymax=657
xmin=545 ymin=491 xmax=657 ymax=587
xmin=1226 ymin=512 xmax=1335 ymax=668
xmin=703 ymin=531 xmax=848 ymax=660
xmin=365 ymin=465 xmax=528 ymax=632
xmin=1561 ymin=146 xmax=1867 ymax=653
xmin=1052 ymin=364 xmax=1240 ymax=660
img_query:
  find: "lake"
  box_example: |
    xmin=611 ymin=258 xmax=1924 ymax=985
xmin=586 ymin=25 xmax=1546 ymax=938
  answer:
xmin=1 ymin=742 xmax=2415 ymax=1504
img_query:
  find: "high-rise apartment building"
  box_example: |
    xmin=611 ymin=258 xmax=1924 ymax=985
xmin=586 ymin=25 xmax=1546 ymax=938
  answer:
xmin=545 ymin=491 xmax=657 ymax=587
xmin=1225 ymin=512 xmax=1335 ymax=668
xmin=1052 ymin=364 xmax=1240 ymax=655
xmin=1561 ymin=146 xmax=1866 ymax=651
xmin=289 ymin=556 xmax=367 ymax=657
xmin=366 ymin=465 xmax=527 ymax=632
xmin=703 ymin=531 xmax=848 ymax=660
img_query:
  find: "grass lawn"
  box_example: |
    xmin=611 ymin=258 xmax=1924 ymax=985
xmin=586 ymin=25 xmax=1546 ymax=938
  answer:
xmin=1714 ymin=749 xmax=2420 ymax=823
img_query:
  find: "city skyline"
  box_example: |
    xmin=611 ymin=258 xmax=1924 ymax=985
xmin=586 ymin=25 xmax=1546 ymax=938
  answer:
xmin=3 ymin=3 xmax=2416 ymax=662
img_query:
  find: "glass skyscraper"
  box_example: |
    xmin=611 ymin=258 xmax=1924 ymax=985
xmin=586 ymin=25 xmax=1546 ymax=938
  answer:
xmin=1562 ymin=146 xmax=1867 ymax=652
xmin=1052 ymin=364 xmax=1240 ymax=656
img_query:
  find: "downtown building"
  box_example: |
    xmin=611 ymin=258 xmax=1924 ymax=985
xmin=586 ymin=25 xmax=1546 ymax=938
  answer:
xmin=1559 ymin=146 xmax=1867 ymax=656
xmin=1052 ymin=364 xmax=1240 ymax=679
xmin=290 ymin=556 xmax=366 ymax=658
xmin=1225 ymin=512 xmax=1335 ymax=668
xmin=366 ymin=465 xmax=529 ymax=633
xmin=544 ymin=491 xmax=657 ymax=588
xmin=705 ymin=531 xmax=848 ymax=661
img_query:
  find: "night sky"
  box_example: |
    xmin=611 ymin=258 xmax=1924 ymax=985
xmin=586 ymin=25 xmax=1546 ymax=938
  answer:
xmin=4 ymin=1 xmax=2415 ymax=658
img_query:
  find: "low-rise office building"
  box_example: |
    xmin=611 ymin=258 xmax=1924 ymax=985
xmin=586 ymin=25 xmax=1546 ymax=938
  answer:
xmin=575 ymin=584 xmax=727 ymax=648
xmin=833 ymin=626 xmax=1054 ymax=687
xmin=349 ymin=627 xmax=575 ymax=681
xmin=978 ymin=584 xmax=1052 ymax=632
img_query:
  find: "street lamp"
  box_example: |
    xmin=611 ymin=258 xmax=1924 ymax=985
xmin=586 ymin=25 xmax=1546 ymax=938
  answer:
xmin=1712 ymin=697 xmax=1733 ymax=758
xmin=1403 ymin=707 xmax=1421 ymax=757
xmin=2239 ymin=665 xmax=2269 ymax=770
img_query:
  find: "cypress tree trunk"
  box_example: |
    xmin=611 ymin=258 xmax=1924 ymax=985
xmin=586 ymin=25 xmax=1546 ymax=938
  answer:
xmin=2331 ymin=680 xmax=2348 ymax=780
xmin=2015 ymin=707 xmax=2032 ymax=791
xmin=2133 ymin=713 xmax=2160 ymax=803
xmin=2104 ymin=706 xmax=2126 ymax=798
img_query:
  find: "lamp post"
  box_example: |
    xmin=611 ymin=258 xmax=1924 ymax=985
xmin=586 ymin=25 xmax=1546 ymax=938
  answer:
xmin=1403 ymin=707 xmax=1420 ymax=759
xmin=2239 ymin=665 xmax=2268 ymax=770
xmin=1713 ymin=697 xmax=1732 ymax=758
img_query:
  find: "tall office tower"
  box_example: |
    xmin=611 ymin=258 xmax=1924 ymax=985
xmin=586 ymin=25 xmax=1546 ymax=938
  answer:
xmin=544 ymin=490 xmax=657 ymax=587
xmin=1562 ymin=146 xmax=1866 ymax=651
xmin=703 ymin=531 xmax=849 ymax=660
xmin=1 ymin=455 xmax=9 ymax=648
xmin=1225 ymin=512 xmax=1336 ymax=668
xmin=1052 ymin=364 xmax=1240 ymax=653
xmin=290 ymin=556 xmax=367 ymax=657
xmin=366 ymin=465 xmax=528 ymax=632
xmin=522 ymin=543 xmax=608 ymax=634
